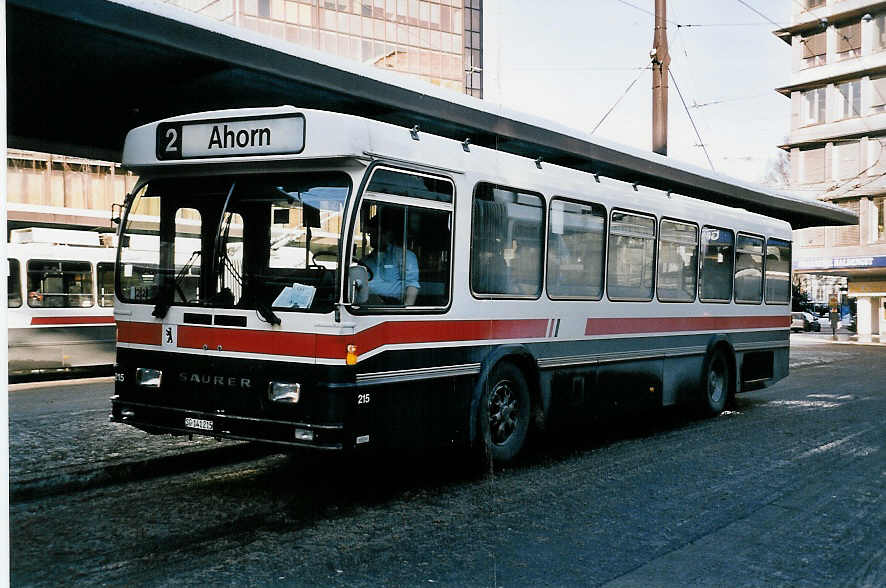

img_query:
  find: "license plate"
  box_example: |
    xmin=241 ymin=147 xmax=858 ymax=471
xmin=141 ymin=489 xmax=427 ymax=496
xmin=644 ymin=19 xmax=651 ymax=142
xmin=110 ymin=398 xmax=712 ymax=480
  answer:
xmin=184 ymin=417 xmax=214 ymax=431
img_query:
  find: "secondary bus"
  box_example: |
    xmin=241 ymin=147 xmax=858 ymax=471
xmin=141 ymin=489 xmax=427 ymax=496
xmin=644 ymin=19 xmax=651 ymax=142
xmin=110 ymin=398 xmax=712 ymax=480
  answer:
xmin=8 ymin=228 xmax=117 ymax=378
xmin=110 ymin=105 xmax=792 ymax=463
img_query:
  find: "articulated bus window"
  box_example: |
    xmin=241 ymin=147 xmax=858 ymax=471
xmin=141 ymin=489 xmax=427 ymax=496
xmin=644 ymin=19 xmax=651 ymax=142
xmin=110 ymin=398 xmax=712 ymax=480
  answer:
xmin=8 ymin=259 xmax=22 ymax=308
xmin=608 ymin=211 xmax=656 ymax=301
xmin=734 ymin=234 xmax=764 ymax=304
xmin=765 ymin=238 xmax=791 ymax=304
xmin=471 ymin=183 xmax=544 ymax=297
xmin=699 ymin=227 xmax=735 ymax=303
xmin=657 ymin=219 xmax=698 ymax=302
xmin=547 ymin=198 xmax=605 ymax=299
xmin=27 ymin=260 xmax=94 ymax=308
xmin=97 ymin=262 xmax=115 ymax=307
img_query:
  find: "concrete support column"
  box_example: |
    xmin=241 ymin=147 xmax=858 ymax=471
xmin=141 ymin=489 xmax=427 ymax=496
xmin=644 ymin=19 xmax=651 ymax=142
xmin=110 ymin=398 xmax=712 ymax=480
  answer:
xmin=875 ymin=296 xmax=884 ymax=337
xmin=856 ymin=296 xmax=873 ymax=342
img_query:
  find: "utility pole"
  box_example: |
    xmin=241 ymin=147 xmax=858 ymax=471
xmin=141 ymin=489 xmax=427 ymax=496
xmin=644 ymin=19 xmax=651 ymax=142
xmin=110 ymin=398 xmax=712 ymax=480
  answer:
xmin=652 ymin=0 xmax=670 ymax=156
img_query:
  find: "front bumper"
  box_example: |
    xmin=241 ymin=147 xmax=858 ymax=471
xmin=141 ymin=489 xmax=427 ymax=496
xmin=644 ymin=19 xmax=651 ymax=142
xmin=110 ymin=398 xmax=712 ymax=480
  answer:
xmin=110 ymin=397 xmax=346 ymax=450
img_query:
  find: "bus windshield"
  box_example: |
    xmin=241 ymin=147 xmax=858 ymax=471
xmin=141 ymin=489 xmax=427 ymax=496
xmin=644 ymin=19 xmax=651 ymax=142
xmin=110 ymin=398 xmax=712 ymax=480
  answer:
xmin=116 ymin=172 xmax=351 ymax=316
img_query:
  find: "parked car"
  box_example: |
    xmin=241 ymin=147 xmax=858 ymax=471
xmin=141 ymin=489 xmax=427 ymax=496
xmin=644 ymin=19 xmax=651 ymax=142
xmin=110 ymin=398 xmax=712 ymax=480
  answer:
xmin=804 ymin=311 xmax=821 ymax=332
xmin=791 ymin=312 xmax=820 ymax=332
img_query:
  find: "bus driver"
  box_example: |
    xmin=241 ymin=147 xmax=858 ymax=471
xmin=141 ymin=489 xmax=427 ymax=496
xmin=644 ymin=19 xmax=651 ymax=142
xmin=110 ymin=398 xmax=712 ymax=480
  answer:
xmin=362 ymin=209 xmax=420 ymax=305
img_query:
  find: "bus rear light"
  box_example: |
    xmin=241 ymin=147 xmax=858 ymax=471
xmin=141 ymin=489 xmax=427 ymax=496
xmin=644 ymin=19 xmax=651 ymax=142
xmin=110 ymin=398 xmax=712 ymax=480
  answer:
xmin=294 ymin=428 xmax=314 ymax=441
xmin=346 ymin=344 xmax=358 ymax=365
xmin=136 ymin=368 xmax=162 ymax=388
xmin=269 ymin=381 xmax=301 ymax=404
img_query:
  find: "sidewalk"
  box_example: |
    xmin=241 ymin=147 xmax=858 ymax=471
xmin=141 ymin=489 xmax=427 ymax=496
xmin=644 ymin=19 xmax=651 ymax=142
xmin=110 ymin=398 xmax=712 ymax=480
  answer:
xmin=791 ymin=331 xmax=886 ymax=346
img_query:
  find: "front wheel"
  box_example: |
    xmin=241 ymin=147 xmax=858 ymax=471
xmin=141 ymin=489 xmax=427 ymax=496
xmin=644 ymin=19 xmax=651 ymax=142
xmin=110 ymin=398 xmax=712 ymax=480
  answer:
xmin=478 ymin=362 xmax=531 ymax=464
xmin=700 ymin=349 xmax=730 ymax=416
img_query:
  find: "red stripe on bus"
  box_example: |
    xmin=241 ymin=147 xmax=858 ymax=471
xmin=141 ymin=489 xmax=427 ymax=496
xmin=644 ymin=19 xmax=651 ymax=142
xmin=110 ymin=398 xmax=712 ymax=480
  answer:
xmin=177 ymin=326 xmax=316 ymax=356
xmin=117 ymin=321 xmax=163 ymax=345
xmin=584 ymin=315 xmax=790 ymax=336
xmin=176 ymin=319 xmax=549 ymax=359
xmin=31 ymin=316 xmax=116 ymax=325
xmin=318 ymin=319 xmax=550 ymax=358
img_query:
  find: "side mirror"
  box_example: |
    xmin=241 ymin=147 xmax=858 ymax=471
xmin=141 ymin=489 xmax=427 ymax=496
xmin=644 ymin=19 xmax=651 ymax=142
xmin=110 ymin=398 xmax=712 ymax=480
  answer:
xmin=348 ymin=265 xmax=370 ymax=305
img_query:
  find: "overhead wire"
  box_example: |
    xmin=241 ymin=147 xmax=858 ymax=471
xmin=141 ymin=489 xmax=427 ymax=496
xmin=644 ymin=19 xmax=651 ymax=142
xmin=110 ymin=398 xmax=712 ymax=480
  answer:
xmin=590 ymin=65 xmax=651 ymax=135
xmin=670 ymin=69 xmax=715 ymax=171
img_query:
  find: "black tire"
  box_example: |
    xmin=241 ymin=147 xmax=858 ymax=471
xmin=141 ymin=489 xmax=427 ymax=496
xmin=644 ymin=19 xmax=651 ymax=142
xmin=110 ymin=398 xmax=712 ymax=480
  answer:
xmin=478 ymin=362 xmax=531 ymax=464
xmin=700 ymin=349 xmax=730 ymax=416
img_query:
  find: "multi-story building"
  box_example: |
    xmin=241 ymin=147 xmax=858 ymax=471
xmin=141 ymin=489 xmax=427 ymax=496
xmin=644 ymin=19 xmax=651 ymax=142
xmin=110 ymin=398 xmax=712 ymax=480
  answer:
xmin=7 ymin=0 xmax=483 ymax=229
xmin=776 ymin=0 xmax=886 ymax=341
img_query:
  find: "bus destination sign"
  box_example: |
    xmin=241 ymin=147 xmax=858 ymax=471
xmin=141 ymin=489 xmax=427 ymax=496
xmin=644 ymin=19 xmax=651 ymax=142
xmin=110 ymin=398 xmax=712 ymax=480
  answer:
xmin=156 ymin=114 xmax=305 ymax=160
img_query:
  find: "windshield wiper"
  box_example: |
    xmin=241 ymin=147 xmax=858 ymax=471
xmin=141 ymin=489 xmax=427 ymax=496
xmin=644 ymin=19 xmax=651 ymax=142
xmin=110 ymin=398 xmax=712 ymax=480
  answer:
xmin=152 ymin=250 xmax=200 ymax=318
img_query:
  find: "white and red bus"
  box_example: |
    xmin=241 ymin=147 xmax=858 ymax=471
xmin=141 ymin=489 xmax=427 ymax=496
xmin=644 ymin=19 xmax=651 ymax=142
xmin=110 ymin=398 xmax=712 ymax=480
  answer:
xmin=8 ymin=228 xmax=117 ymax=378
xmin=110 ymin=106 xmax=792 ymax=462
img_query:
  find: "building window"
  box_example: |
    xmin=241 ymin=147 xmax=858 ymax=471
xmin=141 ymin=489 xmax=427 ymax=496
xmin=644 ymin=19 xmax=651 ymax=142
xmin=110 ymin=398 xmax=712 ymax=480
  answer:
xmin=464 ymin=0 xmax=482 ymax=98
xmin=875 ymin=197 xmax=886 ymax=242
xmin=836 ymin=22 xmax=861 ymax=60
xmin=258 ymin=0 xmax=270 ymax=19
xmin=801 ymin=31 xmax=826 ymax=69
xmin=607 ymin=211 xmax=656 ymax=301
xmin=835 ymin=80 xmax=860 ymax=119
xmin=834 ymin=141 xmax=860 ymax=180
xmin=802 ymin=87 xmax=826 ymax=125
xmin=875 ymin=14 xmax=886 ymax=51
xmin=805 ymin=0 xmax=824 ymax=7
xmin=871 ymin=75 xmax=886 ymax=113
xmin=799 ymin=146 xmax=826 ymax=184
xmin=547 ymin=198 xmax=606 ymax=300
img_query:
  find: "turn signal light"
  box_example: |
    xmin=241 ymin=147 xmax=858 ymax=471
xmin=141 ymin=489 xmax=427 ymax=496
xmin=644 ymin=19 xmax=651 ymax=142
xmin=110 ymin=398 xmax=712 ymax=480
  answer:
xmin=346 ymin=344 xmax=358 ymax=365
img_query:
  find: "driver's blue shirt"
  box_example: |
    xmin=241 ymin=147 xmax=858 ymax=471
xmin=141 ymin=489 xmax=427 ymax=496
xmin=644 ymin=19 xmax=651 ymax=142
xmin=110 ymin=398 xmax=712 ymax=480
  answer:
xmin=364 ymin=243 xmax=420 ymax=301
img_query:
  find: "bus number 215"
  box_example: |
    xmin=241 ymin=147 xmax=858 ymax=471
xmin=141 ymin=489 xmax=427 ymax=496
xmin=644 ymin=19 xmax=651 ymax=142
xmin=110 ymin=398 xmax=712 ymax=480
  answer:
xmin=357 ymin=393 xmax=371 ymax=405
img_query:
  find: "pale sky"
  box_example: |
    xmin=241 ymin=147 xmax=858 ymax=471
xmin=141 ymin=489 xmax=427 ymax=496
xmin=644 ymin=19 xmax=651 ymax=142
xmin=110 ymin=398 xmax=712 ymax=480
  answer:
xmin=484 ymin=0 xmax=793 ymax=187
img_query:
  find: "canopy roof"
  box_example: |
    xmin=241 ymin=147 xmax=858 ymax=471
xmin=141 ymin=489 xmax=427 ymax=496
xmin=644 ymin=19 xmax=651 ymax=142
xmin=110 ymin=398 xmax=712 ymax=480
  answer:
xmin=7 ymin=0 xmax=856 ymax=229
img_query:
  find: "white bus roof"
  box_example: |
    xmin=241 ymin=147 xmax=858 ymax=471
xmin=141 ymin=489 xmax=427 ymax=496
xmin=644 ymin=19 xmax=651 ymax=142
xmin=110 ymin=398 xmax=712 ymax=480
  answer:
xmin=123 ymin=106 xmax=850 ymax=232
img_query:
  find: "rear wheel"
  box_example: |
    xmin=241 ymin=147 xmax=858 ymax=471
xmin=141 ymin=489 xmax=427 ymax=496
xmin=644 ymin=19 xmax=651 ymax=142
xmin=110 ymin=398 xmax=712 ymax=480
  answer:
xmin=700 ymin=349 xmax=730 ymax=416
xmin=478 ymin=362 xmax=530 ymax=464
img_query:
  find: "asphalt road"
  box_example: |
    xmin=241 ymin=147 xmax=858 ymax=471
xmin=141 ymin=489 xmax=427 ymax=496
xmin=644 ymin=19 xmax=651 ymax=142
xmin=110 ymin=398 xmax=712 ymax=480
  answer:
xmin=9 ymin=340 xmax=886 ymax=586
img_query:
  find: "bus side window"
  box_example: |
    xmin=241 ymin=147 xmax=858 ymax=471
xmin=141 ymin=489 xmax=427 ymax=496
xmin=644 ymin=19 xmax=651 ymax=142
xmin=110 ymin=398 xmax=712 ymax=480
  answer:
xmin=765 ymin=238 xmax=791 ymax=304
xmin=98 ymin=262 xmax=115 ymax=307
xmin=699 ymin=227 xmax=735 ymax=303
xmin=657 ymin=219 xmax=698 ymax=302
xmin=471 ymin=183 xmax=544 ymax=298
xmin=734 ymin=234 xmax=764 ymax=304
xmin=354 ymin=168 xmax=453 ymax=308
xmin=27 ymin=260 xmax=94 ymax=308
xmin=8 ymin=259 xmax=22 ymax=308
xmin=608 ymin=211 xmax=656 ymax=301
xmin=547 ymin=198 xmax=606 ymax=299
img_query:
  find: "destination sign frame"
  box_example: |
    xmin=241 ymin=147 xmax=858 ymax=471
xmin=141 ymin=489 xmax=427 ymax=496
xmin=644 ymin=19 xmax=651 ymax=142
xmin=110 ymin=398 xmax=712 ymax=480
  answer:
xmin=155 ymin=113 xmax=305 ymax=160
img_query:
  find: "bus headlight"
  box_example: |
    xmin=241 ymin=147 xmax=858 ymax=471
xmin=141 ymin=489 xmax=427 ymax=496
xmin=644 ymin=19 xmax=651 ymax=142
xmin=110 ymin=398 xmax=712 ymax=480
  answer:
xmin=136 ymin=368 xmax=162 ymax=388
xmin=269 ymin=381 xmax=301 ymax=404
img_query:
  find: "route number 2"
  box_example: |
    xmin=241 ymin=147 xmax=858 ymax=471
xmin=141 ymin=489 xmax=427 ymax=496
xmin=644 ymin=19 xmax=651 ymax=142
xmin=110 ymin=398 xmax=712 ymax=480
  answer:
xmin=165 ymin=128 xmax=179 ymax=153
